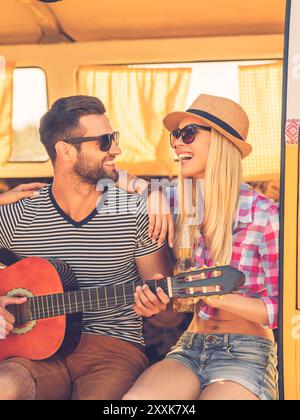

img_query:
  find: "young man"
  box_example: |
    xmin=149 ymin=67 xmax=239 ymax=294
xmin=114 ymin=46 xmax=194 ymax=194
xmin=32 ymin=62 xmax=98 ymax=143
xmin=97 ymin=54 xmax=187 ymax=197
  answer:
xmin=0 ymin=95 xmax=171 ymax=400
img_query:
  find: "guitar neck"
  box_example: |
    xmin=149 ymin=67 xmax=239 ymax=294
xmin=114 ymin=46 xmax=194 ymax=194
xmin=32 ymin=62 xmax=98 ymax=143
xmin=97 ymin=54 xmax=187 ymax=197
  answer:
xmin=28 ymin=278 xmax=169 ymax=321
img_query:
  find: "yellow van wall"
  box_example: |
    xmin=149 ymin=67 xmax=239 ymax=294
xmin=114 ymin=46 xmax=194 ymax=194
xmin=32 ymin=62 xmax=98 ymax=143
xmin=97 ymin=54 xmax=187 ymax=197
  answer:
xmin=0 ymin=34 xmax=283 ymax=178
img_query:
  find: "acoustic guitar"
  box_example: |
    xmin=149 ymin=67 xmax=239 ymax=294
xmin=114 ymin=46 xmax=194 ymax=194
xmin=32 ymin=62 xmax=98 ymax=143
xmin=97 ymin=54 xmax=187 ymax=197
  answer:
xmin=0 ymin=252 xmax=245 ymax=361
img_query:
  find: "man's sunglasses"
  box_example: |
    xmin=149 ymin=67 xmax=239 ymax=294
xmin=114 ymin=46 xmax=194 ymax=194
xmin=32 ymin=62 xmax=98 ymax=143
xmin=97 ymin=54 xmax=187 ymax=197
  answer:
xmin=170 ymin=124 xmax=211 ymax=148
xmin=64 ymin=131 xmax=119 ymax=152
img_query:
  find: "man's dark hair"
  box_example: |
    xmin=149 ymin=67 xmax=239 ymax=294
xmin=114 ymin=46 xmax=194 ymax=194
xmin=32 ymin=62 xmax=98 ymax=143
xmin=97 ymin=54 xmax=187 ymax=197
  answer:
xmin=39 ymin=95 xmax=106 ymax=162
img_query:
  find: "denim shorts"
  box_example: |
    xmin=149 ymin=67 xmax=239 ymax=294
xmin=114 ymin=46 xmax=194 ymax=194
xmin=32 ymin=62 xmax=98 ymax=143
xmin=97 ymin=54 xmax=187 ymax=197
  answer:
xmin=165 ymin=332 xmax=278 ymax=400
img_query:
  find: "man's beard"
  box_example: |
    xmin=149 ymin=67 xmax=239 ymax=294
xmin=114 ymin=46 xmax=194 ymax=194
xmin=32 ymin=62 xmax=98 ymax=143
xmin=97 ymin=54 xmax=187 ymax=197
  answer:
xmin=73 ymin=153 xmax=119 ymax=185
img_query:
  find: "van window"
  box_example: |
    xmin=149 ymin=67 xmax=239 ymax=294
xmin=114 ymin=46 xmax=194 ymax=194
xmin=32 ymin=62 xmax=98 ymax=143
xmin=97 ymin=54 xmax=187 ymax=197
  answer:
xmin=132 ymin=60 xmax=282 ymax=181
xmin=78 ymin=59 xmax=282 ymax=180
xmin=10 ymin=68 xmax=48 ymax=162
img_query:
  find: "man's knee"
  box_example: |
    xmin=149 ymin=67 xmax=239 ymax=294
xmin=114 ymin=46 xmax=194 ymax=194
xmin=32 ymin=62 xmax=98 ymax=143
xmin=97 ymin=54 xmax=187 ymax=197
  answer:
xmin=122 ymin=390 xmax=143 ymax=400
xmin=0 ymin=362 xmax=36 ymax=400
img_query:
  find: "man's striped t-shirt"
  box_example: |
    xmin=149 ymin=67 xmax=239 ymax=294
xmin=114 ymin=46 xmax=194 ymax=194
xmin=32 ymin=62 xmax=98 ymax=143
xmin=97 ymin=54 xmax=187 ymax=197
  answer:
xmin=0 ymin=184 xmax=163 ymax=347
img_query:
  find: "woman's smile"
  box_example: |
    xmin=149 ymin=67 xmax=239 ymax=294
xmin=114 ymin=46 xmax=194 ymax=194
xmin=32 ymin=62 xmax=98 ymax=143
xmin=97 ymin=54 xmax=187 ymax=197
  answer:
xmin=177 ymin=151 xmax=194 ymax=165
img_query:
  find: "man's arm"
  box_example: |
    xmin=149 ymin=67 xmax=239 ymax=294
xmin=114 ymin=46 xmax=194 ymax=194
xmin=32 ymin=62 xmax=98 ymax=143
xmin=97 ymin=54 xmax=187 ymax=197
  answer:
xmin=117 ymin=170 xmax=174 ymax=248
xmin=135 ymin=245 xmax=172 ymax=280
xmin=0 ymin=184 xmax=40 ymax=338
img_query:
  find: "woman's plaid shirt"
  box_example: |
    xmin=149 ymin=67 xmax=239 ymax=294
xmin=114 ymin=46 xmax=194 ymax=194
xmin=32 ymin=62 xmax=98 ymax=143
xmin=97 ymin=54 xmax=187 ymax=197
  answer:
xmin=192 ymin=183 xmax=279 ymax=329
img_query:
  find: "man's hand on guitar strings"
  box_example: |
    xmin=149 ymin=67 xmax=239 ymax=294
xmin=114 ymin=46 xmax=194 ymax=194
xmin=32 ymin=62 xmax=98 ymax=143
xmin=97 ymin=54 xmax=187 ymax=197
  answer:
xmin=0 ymin=296 xmax=27 ymax=339
xmin=133 ymin=274 xmax=170 ymax=318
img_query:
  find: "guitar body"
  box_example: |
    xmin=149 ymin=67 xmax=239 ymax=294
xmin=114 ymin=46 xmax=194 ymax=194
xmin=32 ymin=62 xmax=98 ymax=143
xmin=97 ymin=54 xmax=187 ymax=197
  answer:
xmin=0 ymin=249 xmax=245 ymax=362
xmin=0 ymin=255 xmax=82 ymax=361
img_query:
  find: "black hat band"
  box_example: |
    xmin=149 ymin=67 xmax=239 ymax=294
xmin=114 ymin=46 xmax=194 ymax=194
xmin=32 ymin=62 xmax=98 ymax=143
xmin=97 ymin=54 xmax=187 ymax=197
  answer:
xmin=187 ymin=109 xmax=244 ymax=141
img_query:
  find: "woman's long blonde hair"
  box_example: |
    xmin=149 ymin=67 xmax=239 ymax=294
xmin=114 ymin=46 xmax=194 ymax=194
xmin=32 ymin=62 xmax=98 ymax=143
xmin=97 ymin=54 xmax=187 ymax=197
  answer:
xmin=174 ymin=129 xmax=243 ymax=265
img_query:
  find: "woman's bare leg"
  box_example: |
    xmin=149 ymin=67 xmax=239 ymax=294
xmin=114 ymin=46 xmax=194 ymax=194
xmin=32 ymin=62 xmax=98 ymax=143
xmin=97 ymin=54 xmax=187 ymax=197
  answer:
xmin=123 ymin=359 xmax=201 ymax=400
xmin=199 ymin=381 xmax=259 ymax=400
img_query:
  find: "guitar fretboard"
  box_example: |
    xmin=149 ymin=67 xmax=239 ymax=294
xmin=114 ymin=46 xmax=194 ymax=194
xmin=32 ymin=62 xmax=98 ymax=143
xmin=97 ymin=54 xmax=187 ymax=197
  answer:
xmin=24 ymin=278 xmax=168 ymax=322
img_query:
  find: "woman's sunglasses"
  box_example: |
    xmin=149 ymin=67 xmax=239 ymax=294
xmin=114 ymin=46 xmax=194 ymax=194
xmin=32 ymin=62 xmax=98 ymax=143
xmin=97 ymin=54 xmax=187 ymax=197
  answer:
xmin=64 ymin=131 xmax=119 ymax=152
xmin=170 ymin=124 xmax=211 ymax=149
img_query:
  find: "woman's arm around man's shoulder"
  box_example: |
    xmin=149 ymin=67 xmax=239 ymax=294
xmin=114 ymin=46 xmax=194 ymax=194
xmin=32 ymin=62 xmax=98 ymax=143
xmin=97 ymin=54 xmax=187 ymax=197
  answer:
xmin=0 ymin=183 xmax=47 ymax=206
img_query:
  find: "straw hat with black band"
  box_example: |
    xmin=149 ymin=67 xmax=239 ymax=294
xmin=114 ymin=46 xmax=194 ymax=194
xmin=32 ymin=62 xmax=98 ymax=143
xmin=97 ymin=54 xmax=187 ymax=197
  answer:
xmin=163 ymin=94 xmax=252 ymax=158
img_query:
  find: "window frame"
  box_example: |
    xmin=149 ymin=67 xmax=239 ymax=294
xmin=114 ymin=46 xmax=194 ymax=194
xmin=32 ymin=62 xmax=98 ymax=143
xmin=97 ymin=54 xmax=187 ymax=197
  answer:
xmin=10 ymin=66 xmax=49 ymax=164
xmin=297 ymin=149 xmax=300 ymax=311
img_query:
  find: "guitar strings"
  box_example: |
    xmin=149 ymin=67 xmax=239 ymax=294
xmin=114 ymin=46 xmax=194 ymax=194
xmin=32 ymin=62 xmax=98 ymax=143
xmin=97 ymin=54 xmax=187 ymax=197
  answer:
xmin=16 ymin=276 xmax=225 ymax=318
xmin=29 ymin=283 xmax=223 ymax=307
xmin=28 ymin=281 xmax=222 ymax=302
xmin=22 ymin=276 xmax=226 ymax=320
xmin=28 ymin=284 xmax=224 ymax=308
xmin=28 ymin=290 xmax=224 ymax=320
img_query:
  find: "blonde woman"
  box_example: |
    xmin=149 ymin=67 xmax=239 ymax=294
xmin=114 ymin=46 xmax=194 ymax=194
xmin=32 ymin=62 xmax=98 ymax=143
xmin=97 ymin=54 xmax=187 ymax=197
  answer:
xmin=124 ymin=94 xmax=279 ymax=401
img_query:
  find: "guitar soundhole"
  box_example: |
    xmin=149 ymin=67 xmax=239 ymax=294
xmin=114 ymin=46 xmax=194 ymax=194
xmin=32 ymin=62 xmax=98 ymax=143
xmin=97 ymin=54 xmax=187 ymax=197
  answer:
xmin=6 ymin=303 xmax=32 ymax=328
